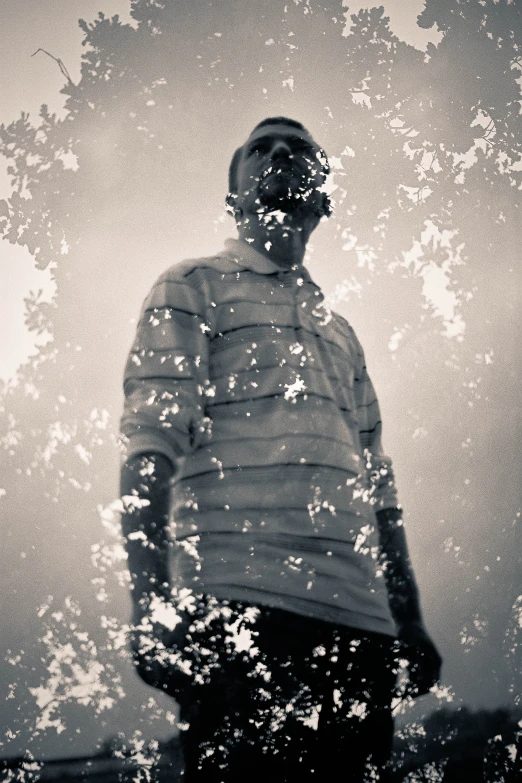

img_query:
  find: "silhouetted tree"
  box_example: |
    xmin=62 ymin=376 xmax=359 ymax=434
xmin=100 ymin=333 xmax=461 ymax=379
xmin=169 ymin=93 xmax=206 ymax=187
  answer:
xmin=1 ymin=0 xmax=520 ymax=761
xmin=392 ymin=705 xmax=522 ymax=781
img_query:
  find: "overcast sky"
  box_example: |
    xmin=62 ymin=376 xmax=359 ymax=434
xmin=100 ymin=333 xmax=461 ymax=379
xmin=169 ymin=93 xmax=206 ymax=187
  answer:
xmin=3 ymin=1 xmax=521 ymax=765
xmin=0 ymin=0 xmax=439 ymax=383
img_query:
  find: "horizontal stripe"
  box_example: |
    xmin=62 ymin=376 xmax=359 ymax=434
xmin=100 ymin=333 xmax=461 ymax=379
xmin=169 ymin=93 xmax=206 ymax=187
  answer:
xmin=208 ymin=401 xmax=357 ymax=440
xmin=359 ymin=423 xmax=381 ymax=434
xmin=142 ymin=278 xmax=207 ymax=317
xmin=119 ymin=424 xmax=187 ymax=465
xmin=209 ymin=586 xmax=396 ymax=637
xmin=180 ymin=528 xmax=360 ymax=551
xmin=132 ymin=316 xmax=209 ymax=354
xmin=183 ymin=440 xmax=363 ymax=478
xmin=172 ymin=532 xmax=395 ymax=636
xmin=172 ymin=499 xmax=372 ymax=536
xmin=143 ymin=304 xmax=205 ymax=320
xmin=187 ymin=269 xmax=321 ymax=305
xmin=172 ymin=510 xmax=362 ymax=542
xmin=206 ymin=391 xmax=347 ymax=411
xmin=122 ymin=241 xmax=398 ymax=637
xmin=210 ymin=366 xmax=355 ymax=408
xmin=121 ymin=405 xmax=195 ymax=446
xmin=210 ymin=357 xmax=353 ymax=386
xmin=206 ymin=393 xmax=376 ymax=425
xmin=209 ymin=331 xmax=356 ymax=374
xmin=211 ymin=300 xmax=353 ymax=342
xmin=124 ymin=352 xmax=207 ymax=380
xmin=170 ymin=465 xmax=370 ymax=519
xmin=174 ymin=461 xmax=355 ymax=486
xmin=210 ymin=322 xmax=352 ymax=355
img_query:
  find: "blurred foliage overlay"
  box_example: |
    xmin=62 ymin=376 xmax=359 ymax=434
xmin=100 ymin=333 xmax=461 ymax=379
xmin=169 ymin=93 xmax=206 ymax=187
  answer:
xmin=1 ymin=0 xmax=521 ymax=778
xmin=1 ymin=707 xmax=521 ymax=780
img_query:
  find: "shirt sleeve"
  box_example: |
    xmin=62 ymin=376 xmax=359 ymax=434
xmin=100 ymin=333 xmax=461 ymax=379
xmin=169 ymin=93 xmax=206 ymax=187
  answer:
xmin=120 ymin=268 xmax=211 ymax=471
xmin=353 ymin=337 xmax=400 ymax=512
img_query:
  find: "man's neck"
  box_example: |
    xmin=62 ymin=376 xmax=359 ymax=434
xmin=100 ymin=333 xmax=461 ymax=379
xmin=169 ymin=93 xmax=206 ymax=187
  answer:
xmin=236 ymin=212 xmax=314 ymax=270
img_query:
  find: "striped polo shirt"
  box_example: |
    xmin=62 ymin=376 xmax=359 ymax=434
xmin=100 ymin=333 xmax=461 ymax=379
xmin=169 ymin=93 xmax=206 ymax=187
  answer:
xmin=120 ymin=238 xmax=399 ymax=637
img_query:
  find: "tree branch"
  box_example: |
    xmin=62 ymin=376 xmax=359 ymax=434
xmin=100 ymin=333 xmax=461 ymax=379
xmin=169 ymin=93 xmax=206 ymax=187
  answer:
xmin=31 ymin=48 xmax=75 ymax=86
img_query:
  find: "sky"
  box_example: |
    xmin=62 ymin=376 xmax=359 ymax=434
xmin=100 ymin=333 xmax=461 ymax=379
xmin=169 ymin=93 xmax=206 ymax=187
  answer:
xmin=0 ymin=0 xmax=440 ymax=383
xmin=5 ymin=0 xmax=517 ymax=764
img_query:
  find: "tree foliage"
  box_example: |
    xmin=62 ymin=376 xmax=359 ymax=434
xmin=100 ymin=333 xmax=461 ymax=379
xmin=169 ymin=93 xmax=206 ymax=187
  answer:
xmin=1 ymin=0 xmax=521 ymax=762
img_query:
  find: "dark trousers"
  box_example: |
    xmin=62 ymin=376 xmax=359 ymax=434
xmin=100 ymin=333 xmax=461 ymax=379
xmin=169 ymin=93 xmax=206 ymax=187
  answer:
xmin=159 ymin=599 xmax=398 ymax=782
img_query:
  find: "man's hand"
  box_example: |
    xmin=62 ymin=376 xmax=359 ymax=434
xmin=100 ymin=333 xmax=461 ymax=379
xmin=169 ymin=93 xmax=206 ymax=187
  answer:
xmin=129 ymin=589 xmax=194 ymax=698
xmin=398 ymin=622 xmax=442 ymax=698
xmin=120 ymin=452 xmax=194 ymax=698
xmin=376 ymin=508 xmax=443 ymax=699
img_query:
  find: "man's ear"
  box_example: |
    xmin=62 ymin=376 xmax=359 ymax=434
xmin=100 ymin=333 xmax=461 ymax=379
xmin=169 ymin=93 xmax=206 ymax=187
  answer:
xmin=225 ymin=192 xmax=238 ymax=216
xmin=317 ymin=192 xmax=332 ymax=218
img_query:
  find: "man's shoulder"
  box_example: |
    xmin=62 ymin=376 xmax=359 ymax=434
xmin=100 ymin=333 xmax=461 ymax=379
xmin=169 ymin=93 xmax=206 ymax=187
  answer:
xmin=326 ymin=308 xmax=365 ymax=360
xmin=154 ymin=251 xmax=241 ymax=287
xmin=141 ymin=251 xmax=245 ymax=314
xmin=329 ymin=307 xmax=357 ymax=339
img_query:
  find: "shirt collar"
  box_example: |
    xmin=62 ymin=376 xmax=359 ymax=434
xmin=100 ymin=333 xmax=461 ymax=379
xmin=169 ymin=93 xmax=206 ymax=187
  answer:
xmin=221 ymin=238 xmax=318 ymax=285
xmin=221 ymin=238 xmax=286 ymax=274
xmin=219 ymin=238 xmax=325 ymax=305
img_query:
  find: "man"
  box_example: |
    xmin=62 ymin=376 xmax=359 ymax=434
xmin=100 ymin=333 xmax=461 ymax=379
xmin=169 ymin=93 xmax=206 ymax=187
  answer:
xmin=119 ymin=117 xmax=442 ymax=782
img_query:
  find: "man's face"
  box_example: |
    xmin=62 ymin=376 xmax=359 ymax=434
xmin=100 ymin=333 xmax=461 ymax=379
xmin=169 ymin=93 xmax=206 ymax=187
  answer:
xmin=234 ymin=123 xmax=328 ymax=217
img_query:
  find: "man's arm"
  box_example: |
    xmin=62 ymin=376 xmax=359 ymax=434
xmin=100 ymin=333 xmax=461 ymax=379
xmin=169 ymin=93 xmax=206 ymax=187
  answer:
xmin=118 ymin=267 xmax=210 ymax=686
xmin=119 ymin=265 xmax=210 ymax=605
xmin=376 ymin=506 xmax=442 ymax=697
xmin=121 ymin=451 xmax=194 ymax=692
xmin=120 ymin=452 xmax=174 ymax=625
xmin=352 ymin=334 xmax=442 ymax=696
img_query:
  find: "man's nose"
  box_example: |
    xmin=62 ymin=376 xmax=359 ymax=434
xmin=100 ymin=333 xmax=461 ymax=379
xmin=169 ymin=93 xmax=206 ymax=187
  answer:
xmin=270 ymin=140 xmax=293 ymax=158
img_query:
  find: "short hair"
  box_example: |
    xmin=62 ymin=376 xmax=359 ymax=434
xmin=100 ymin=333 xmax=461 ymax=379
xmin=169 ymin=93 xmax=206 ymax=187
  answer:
xmin=252 ymin=116 xmax=307 ymax=134
xmin=228 ymin=116 xmax=323 ymax=196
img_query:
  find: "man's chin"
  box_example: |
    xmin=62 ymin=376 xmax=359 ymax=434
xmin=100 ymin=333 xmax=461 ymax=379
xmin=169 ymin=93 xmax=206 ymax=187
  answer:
xmin=257 ymin=188 xmax=301 ymax=215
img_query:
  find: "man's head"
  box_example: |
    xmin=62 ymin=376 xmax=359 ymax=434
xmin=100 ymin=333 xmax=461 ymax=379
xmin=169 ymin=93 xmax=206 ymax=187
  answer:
xmin=226 ymin=117 xmax=332 ymax=222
